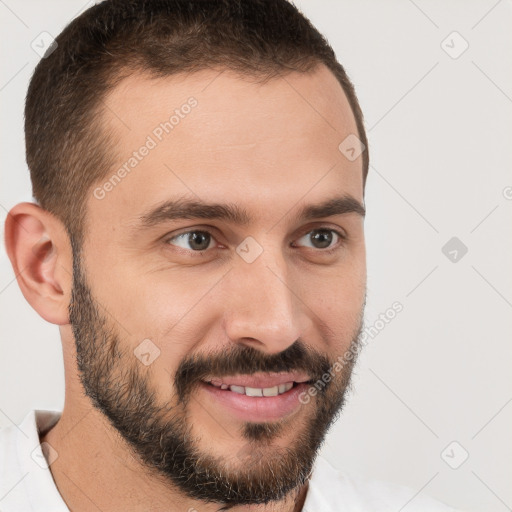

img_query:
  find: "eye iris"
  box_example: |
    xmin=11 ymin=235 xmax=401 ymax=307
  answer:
xmin=311 ymin=230 xmax=333 ymax=249
xmin=188 ymin=231 xmax=210 ymax=250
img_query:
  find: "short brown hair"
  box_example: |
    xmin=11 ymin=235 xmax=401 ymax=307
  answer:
xmin=25 ymin=0 xmax=369 ymax=245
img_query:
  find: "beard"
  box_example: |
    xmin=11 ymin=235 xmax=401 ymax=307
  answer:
xmin=68 ymin=242 xmax=364 ymax=507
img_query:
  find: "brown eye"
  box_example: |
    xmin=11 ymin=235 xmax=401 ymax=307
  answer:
xmin=295 ymin=229 xmax=343 ymax=250
xmin=167 ymin=230 xmax=214 ymax=251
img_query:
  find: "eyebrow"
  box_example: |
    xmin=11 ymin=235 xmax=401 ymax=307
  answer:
xmin=137 ymin=194 xmax=365 ymax=230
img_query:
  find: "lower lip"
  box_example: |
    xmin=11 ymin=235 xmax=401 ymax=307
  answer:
xmin=199 ymin=382 xmax=311 ymax=422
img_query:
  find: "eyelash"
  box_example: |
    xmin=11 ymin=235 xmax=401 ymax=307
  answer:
xmin=165 ymin=227 xmax=347 ymax=257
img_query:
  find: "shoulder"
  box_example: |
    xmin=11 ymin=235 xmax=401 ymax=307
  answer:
xmin=304 ymin=455 xmax=463 ymax=512
xmin=0 ymin=409 xmax=67 ymax=512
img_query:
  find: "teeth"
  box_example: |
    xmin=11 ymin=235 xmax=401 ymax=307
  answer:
xmin=278 ymin=382 xmax=293 ymax=394
xmin=263 ymin=386 xmax=279 ymax=397
xmin=245 ymin=387 xmax=263 ymax=397
xmin=230 ymin=385 xmax=245 ymax=395
xmin=208 ymin=380 xmax=295 ymax=396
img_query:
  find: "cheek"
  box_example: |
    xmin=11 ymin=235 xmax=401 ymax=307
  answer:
xmin=100 ymin=267 xmax=213 ymax=327
xmin=299 ymin=251 xmax=366 ymax=305
xmin=119 ymin=273 xmax=224 ymax=361
xmin=299 ymin=262 xmax=365 ymax=346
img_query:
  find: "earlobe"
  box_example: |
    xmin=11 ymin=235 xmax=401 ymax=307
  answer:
xmin=4 ymin=202 xmax=73 ymax=325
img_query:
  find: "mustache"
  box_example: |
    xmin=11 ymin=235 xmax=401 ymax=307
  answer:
xmin=173 ymin=339 xmax=332 ymax=403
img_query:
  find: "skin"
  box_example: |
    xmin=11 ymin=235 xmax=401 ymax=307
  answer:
xmin=5 ymin=63 xmax=366 ymax=511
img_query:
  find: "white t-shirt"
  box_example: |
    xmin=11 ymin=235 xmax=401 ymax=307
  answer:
xmin=0 ymin=410 xmax=461 ymax=511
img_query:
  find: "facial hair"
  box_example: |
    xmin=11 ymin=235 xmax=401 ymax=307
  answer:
xmin=68 ymin=241 xmax=364 ymax=507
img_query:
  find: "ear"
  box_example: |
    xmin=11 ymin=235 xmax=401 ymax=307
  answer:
xmin=4 ymin=202 xmax=73 ymax=325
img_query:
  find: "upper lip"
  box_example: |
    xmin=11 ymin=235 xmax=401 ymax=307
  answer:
xmin=204 ymin=372 xmax=312 ymax=388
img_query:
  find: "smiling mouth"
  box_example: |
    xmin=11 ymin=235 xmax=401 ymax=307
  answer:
xmin=199 ymin=374 xmax=314 ymax=422
xmin=205 ymin=379 xmax=312 ymax=397
xmin=206 ymin=380 xmax=303 ymax=397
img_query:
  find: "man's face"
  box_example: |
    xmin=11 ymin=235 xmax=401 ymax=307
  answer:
xmin=70 ymin=65 xmax=366 ymax=505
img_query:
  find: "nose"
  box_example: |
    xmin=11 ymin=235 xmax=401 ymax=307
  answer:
xmin=222 ymin=247 xmax=309 ymax=354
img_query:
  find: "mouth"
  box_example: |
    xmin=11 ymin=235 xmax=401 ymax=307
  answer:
xmin=206 ymin=380 xmax=305 ymax=397
xmin=198 ymin=373 xmax=313 ymax=422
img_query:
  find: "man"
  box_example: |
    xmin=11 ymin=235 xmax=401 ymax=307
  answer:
xmin=1 ymin=1 xmax=459 ymax=510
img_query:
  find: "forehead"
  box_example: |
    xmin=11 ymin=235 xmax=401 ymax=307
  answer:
xmin=86 ymin=65 xmax=363 ymax=236
xmin=104 ymin=64 xmax=359 ymax=147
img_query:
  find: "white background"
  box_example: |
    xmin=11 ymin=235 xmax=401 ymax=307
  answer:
xmin=1 ymin=1 xmax=511 ymax=511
